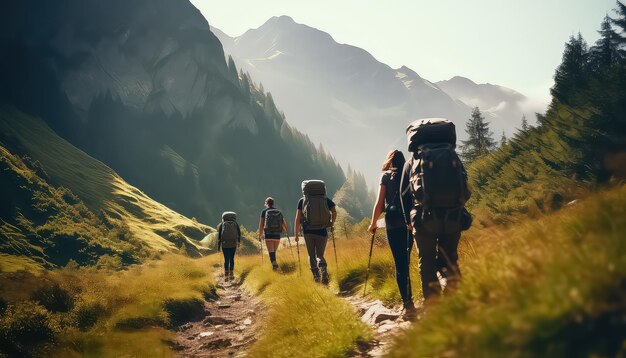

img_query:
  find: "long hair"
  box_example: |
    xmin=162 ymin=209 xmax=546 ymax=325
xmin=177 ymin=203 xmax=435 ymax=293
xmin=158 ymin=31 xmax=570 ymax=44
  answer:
xmin=381 ymin=150 xmax=405 ymax=172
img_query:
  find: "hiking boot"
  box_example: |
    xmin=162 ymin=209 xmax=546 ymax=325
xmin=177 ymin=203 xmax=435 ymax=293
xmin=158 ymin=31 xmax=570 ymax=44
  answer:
xmin=224 ymin=270 xmax=230 ymax=281
xmin=320 ymin=266 xmax=329 ymax=285
xmin=271 ymin=261 xmax=279 ymax=271
xmin=402 ymin=301 xmax=417 ymax=321
xmin=229 ymin=271 xmax=235 ymax=280
xmin=311 ymin=268 xmax=321 ymax=282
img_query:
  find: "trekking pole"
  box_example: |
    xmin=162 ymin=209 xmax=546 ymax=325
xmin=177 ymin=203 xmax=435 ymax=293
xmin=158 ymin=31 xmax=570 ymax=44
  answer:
xmin=363 ymin=231 xmax=376 ymax=297
xmin=259 ymin=237 xmax=264 ymax=264
xmin=285 ymin=232 xmax=295 ymax=261
xmin=331 ymin=229 xmax=339 ymax=273
xmin=296 ymin=239 xmax=302 ymax=276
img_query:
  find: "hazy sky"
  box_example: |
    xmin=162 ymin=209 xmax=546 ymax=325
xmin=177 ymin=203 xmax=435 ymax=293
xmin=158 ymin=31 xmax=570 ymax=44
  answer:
xmin=191 ymin=0 xmax=618 ymax=108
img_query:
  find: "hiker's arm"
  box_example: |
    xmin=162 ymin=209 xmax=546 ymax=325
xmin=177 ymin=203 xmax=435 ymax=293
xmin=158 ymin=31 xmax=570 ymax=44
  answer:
xmin=258 ymin=217 xmax=264 ymax=241
xmin=237 ymin=224 xmax=241 ymax=245
xmin=368 ymin=184 xmax=386 ymax=234
xmin=330 ymin=207 xmax=337 ymax=232
xmin=217 ymin=223 xmax=222 ymax=251
xmin=282 ymin=218 xmax=289 ymax=237
xmin=294 ymin=209 xmax=302 ymax=242
xmin=400 ymin=161 xmax=412 ymax=227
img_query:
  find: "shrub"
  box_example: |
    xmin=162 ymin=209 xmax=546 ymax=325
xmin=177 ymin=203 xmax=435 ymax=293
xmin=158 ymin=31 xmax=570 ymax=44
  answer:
xmin=0 ymin=301 xmax=57 ymax=355
xmin=163 ymin=297 xmax=205 ymax=326
xmin=70 ymin=300 xmax=106 ymax=331
xmin=31 ymin=283 xmax=74 ymax=312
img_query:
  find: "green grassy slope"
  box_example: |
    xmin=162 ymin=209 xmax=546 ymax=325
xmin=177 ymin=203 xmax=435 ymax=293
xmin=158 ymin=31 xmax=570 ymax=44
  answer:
xmin=389 ymin=184 xmax=626 ymax=357
xmin=0 ymin=106 xmax=212 ymax=267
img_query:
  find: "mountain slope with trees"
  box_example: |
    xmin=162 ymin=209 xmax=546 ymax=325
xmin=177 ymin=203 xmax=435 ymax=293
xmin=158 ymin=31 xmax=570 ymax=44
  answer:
xmin=0 ymin=106 xmax=210 ymax=269
xmin=0 ymin=0 xmax=344 ymax=228
xmin=466 ymin=4 xmax=626 ymax=224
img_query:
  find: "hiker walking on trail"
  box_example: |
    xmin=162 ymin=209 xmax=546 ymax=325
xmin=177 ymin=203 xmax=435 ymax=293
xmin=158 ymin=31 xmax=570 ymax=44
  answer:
xmin=218 ymin=211 xmax=241 ymax=281
xmin=294 ymin=180 xmax=337 ymax=284
xmin=368 ymin=150 xmax=415 ymax=312
xmin=259 ymin=197 xmax=289 ymax=271
xmin=400 ymin=118 xmax=472 ymax=301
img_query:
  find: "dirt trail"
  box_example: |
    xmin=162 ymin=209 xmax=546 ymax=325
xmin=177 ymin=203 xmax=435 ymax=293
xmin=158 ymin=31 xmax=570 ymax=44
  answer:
xmin=175 ymin=269 xmax=263 ymax=357
xmin=344 ymin=296 xmax=417 ymax=357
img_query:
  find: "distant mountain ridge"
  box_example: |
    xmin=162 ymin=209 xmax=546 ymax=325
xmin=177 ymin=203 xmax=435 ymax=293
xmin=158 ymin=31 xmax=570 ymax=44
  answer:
xmin=211 ymin=16 xmax=529 ymax=182
xmin=0 ymin=1 xmax=345 ymax=228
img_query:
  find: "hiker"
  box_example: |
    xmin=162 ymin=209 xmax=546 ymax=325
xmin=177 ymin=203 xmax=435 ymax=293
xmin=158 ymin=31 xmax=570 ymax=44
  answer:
xmin=400 ymin=118 xmax=472 ymax=301
xmin=259 ymin=197 xmax=289 ymax=271
xmin=368 ymin=150 xmax=415 ymax=312
xmin=217 ymin=211 xmax=241 ymax=281
xmin=294 ymin=180 xmax=337 ymax=284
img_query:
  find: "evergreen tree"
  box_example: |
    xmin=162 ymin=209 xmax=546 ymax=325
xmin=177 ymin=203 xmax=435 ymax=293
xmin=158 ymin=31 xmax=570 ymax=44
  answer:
xmin=610 ymin=1 xmax=626 ymax=55
xmin=461 ymin=106 xmax=496 ymax=162
xmin=500 ymin=131 xmax=507 ymax=147
xmin=227 ymin=55 xmax=239 ymax=85
xmin=590 ymin=15 xmax=621 ymax=70
xmin=551 ymin=33 xmax=589 ymax=105
xmin=521 ymin=115 xmax=529 ymax=131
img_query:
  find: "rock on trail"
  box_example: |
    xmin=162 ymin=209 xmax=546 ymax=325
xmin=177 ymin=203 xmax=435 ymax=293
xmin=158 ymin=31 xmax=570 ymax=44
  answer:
xmin=176 ymin=274 xmax=263 ymax=357
xmin=345 ymin=297 xmax=415 ymax=357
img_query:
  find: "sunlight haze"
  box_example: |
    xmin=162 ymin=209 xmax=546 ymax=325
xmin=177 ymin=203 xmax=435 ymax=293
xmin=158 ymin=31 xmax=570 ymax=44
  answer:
xmin=191 ymin=0 xmax=616 ymax=108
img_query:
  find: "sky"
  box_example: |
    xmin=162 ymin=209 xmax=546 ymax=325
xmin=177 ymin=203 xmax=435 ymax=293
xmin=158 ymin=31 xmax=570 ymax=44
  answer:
xmin=191 ymin=0 xmax=618 ymax=109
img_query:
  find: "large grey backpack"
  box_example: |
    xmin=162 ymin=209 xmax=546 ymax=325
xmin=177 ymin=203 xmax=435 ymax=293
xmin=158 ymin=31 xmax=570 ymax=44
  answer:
xmin=301 ymin=180 xmax=331 ymax=230
xmin=264 ymin=209 xmax=283 ymax=236
xmin=220 ymin=211 xmax=239 ymax=248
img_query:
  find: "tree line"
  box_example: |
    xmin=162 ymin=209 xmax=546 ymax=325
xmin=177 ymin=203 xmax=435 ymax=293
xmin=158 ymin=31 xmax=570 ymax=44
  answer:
xmin=461 ymin=2 xmax=626 ymax=223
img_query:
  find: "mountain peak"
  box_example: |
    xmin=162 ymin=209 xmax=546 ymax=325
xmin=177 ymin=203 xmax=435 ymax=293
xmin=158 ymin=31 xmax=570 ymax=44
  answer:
xmin=265 ymin=15 xmax=296 ymax=27
xmin=448 ymin=76 xmax=477 ymax=85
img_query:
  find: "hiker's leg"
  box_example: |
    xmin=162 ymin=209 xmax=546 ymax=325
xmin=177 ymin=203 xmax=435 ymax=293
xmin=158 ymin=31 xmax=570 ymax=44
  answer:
xmin=266 ymin=239 xmax=278 ymax=263
xmin=222 ymin=249 xmax=229 ymax=271
xmin=304 ymin=234 xmax=318 ymax=270
xmin=313 ymin=234 xmax=328 ymax=268
xmin=387 ymin=226 xmax=413 ymax=305
xmin=415 ymin=227 xmax=440 ymax=300
xmin=439 ymin=231 xmax=461 ymax=291
xmin=227 ymin=248 xmax=236 ymax=271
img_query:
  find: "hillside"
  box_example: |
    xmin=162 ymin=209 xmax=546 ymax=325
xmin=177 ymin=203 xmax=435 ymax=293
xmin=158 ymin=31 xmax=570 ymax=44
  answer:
xmin=436 ymin=76 xmax=530 ymax=130
xmin=0 ymin=0 xmax=344 ymax=227
xmin=0 ymin=106 xmax=209 ymax=269
xmin=211 ymin=16 xmax=528 ymax=182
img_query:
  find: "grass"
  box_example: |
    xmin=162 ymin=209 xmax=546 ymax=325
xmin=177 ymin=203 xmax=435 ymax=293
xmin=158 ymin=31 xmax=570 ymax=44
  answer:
xmin=233 ymin=253 xmax=372 ymax=357
xmin=0 ymin=254 xmax=217 ymax=357
xmin=0 ymin=106 xmax=212 ymax=263
xmin=388 ymin=184 xmax=626 ymax=357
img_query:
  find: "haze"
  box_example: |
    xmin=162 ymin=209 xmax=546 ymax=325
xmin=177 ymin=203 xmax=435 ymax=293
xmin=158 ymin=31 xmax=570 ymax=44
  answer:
xmin=192 ymin=0 xmax=616 ymax=108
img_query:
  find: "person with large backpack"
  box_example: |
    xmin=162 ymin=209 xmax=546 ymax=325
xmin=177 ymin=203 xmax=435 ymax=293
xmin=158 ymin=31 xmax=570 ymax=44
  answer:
xmin=400 ymin=118 xmax=472 ymax=301
xmin=217 ymin=211 xmax=241 ymax=282
xmin=368 ymin=150 xmax=415 ymax=313
xmin=294 ymin=180 xmax=337 ymax=284
xmin=258 ymin=197 xmax=289 ymax=271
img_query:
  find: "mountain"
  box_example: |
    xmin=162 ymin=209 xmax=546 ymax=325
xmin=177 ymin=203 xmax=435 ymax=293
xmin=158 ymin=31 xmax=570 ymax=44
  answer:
xmin=436 ymin=76 xmax=529 ymax=134
xmin=0 ymin=106 xmax=210 ymax=268
xmin=0 ymin=1 xmax=344 ymax=228
xmin=211 ymin=16 xmax=526 ymax=182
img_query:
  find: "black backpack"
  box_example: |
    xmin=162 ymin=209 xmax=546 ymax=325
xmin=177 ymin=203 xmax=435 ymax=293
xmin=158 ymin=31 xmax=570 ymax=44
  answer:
xmin=405 ymin=119 xmax=471 ymax=233
xmin=301 ymin=180 xmax=331 ymax=230
xmin=264 ymin=209 xmax=284 ymax=236
xmin=220 ymin=211 xmax=239 ymax=248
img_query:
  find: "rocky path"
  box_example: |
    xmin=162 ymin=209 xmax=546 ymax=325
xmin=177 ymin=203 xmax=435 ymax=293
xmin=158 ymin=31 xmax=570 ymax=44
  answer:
xmin=175 ymin=270 xmax=263 ymax=357
xmin=345 ymin=296 xmax=416 ymax=357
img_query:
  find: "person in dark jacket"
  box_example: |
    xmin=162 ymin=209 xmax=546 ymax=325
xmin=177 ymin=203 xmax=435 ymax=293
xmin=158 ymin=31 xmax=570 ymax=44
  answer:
xmin=399 ymin=153 xmax=468 ymax=301
xmin=368 ymin=150 xmax=415 ymax=313
xmin=217 ymin=212 xmax=241 ymax=281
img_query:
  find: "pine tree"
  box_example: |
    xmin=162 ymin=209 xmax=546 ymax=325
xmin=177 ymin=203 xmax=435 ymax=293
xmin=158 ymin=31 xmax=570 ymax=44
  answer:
xmin=500 ymin=131 xmax=507 ymax=147
xmin=227 ymin=55 xmax=239 ymax=85
xmin=521 ymin=115 xmax=529 ymax=131
xmin=461 ymin=106 xmax=496 ymax=162
xmin=551 ymin=33 xmax=589 ymax=105
xmin=610 ymin=1 xmax=626 ymax=55
xmin=590 ymin=15 xmax=621 ymax=70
